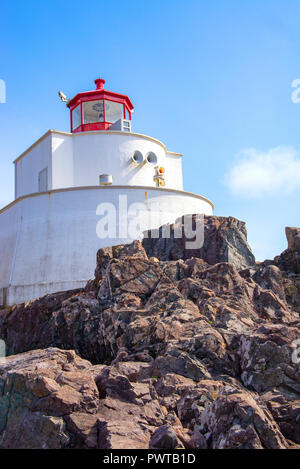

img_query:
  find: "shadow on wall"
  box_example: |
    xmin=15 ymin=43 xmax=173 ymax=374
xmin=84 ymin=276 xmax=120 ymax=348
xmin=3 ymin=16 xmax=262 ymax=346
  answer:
xmin=125 ymin=151 xmax=158 ymax=184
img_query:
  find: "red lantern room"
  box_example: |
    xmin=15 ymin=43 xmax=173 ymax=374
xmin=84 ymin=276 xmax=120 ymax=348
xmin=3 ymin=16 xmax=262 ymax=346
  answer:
xmin=67 ymin=78 xmax=134 ymax=133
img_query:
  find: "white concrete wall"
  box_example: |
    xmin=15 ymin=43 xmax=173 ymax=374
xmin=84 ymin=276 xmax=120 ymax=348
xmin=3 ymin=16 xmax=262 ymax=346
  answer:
xmin=0 ymin=201 xmax=21 ymax=288
xmin=51 ymin=133 xmax=74 ymax=189
xmin=0 ymin=186 xmax=213 ymax=305
xmin=14 ymin=131 xmax=184 ymax=198
xmin=165 ymin=152 xmax=183 ymax=189
xmin=71 ymin=132 xmax=183 ymax=190
xmin=15 ymin=134 xmax=52 ymax=198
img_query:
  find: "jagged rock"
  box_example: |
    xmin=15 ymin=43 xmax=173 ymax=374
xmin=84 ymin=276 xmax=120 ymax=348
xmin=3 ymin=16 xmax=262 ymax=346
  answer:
xmin=260 ymin=391 xmax=300 ymax=444
xmin=0 ymin=292 xmax=109 ymax=363
xmin=153 ymin=351 xmax=211 ymax=382
xmin=252 ymin=264 xmax=287 ymax=302
xmin=286 ymin=227 xmax=300 ymax=251
xmin=97 ymin=254 xmax=163 ymax=306
xmin=186 ymin=428 xmax=208 ymax=449
xmin=142 ymin=215 xmax=255 ymax=271
xmin=0 ymin=216 xmax=299 ymax=449
xmin=0 ymin=290 xmax=83 ymax=354
xmin=114 ymin=361 xmax=153 ymax=382
xmin=199 ymin=385 xmax=288 ymax=449
xmin=272 ymin=226 xmax=300 ymax=323
xmin=242 ymin=228 xmax=300 ymax=314
xmin=149 ymin=424 xmax=183 ymax=449
xmin=179 ymin=262 xmax=296 ymax=329
xmin=0 ymin=348 xmax=98 ymax=448
xmin=0 ymin=348 xmax=168 ymax=449
xmin=238 ymin=324 xmax=300 ymax=395
xmin=282 ymin=275 xmax=300 ymax=314
xmin=275 ymin=227 xmax=300 ymax=274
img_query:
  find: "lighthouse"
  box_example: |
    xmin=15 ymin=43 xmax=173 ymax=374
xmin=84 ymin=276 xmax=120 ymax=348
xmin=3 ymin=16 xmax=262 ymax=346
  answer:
xmin=0 ymin=78 xmax=214 ymax=306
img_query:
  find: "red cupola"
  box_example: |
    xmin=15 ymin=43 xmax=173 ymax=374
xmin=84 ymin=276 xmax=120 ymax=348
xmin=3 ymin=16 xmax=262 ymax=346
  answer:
xmin=67 ymin=78 xmax=134 ymax=133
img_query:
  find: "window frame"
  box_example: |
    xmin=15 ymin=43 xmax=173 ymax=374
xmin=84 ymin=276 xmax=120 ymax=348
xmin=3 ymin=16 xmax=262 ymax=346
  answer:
xmin=83 ymin=99 xmax=105 ymax=125
xmin=71 ymin=104 xmax=82 ymax=131
xmin=38 ymin=167 xmax=48 ymax=192
xmin=104 ymin=100 xmax=125 ymax=125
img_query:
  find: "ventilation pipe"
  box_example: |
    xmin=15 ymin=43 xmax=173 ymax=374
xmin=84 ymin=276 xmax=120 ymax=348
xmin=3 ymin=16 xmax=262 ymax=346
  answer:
xmin=131 ymin=151 xmax=144 ymax=165
xmin=146 ymin=152 xmax=158 ymax=165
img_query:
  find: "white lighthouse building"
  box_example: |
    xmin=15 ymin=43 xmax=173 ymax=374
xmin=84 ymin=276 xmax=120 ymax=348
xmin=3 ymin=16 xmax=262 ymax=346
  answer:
xmin=0 ymin=78 xmax=214 ymax=306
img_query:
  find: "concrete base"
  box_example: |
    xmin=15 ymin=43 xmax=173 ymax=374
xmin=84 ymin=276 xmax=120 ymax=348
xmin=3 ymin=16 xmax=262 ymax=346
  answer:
xmin=1 ymin=281 xmax=87 ymax=307
xmin=0 ymin=185 xmax=213 ymax=305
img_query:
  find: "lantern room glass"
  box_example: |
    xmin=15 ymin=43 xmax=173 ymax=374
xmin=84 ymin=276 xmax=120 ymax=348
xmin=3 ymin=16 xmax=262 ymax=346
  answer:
xmin=83 ymin=100 xmax=105 ymax=124
xmin=105 ymin=100 xmax=124 ymax=123
xmin=72 ymin=105 xmax=81 ymax=131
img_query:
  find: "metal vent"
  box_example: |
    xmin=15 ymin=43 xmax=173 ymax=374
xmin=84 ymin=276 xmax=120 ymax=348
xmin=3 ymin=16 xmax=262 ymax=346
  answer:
xmin=110 ymin=118 xmax=132 ymax=132
xmin=99 ymin=174 xmax=113 ymax=185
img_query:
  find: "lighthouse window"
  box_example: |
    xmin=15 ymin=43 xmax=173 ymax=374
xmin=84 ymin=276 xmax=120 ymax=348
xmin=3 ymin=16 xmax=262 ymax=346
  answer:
xmin=105 ymin=100 xmax=123 ymax=124
xmin=38 ymin=168 xmax=48 ymax=192
xmin=72 ymin=105 xmax=81 ymax=131
xmin=83 ymin=100 xmax=104 ymax=124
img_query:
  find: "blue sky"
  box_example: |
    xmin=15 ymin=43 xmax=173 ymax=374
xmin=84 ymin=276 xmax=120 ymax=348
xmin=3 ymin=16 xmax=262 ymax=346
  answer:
xmin=0 ymin=0 xmax=300 ymax=260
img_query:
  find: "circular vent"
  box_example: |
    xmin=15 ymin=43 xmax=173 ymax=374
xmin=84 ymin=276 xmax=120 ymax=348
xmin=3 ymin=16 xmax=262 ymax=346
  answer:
xmin=146 ymin=152 xmax=158 ymax=165
xmin=131 ymin=151 xmax=144 ymax=165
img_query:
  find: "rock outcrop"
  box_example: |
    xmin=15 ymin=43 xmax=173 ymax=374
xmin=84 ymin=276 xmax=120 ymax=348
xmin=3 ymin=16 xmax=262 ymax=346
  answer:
xmin=142 ymin=215 xmax=256 ymax=271
xmin=0 ymin=215 xmax=299 ymax=449
xmin=275 ymin=227 xmax=300 ymax=274
xmin=272 ymin=227 xmax=300 ymax=314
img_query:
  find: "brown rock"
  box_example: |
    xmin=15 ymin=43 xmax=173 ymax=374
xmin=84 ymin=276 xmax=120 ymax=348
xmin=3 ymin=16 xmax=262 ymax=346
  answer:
xmin=275 ymin=227 xmax=300 ymax=274
xmin=0 ymin=348 xmax=98 ymax=448
xmin=199 ymin=386 xmax=288 ymax=449
xmin=0 ymin=348 xmax=170 ymax=449
xmin=260 ymin=391 xmax=300 ymax=444
xmin=142 ymin=215 xmax=255 ymax=271
xmin=0 ymin=216 xmax=299 ymax=449
xmin=238 ymin=324 xmax=300 ymax=395
xmin=149 ymin=424 xmax=183 ymax=449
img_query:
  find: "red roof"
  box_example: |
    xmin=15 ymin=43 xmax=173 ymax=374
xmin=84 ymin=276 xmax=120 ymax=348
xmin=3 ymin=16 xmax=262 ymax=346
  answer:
xmin=67 ymin=78 xmax=134 ymax=111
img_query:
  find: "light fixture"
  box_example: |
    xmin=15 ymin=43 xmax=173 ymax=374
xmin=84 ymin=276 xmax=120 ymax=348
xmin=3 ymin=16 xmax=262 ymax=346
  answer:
xmin=58 ymin=91 xmax=69 ymax=103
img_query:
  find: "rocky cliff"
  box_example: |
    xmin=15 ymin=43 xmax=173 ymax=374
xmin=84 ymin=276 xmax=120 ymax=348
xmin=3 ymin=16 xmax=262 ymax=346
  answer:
xmin=0 ymin=215 xmax=299 ymax=449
